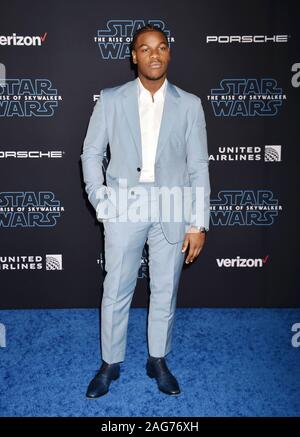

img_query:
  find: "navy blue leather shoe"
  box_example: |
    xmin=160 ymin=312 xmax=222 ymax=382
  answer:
xmin=146 ymin=356 xmax=180 ymax=395
xmin=86 ymin=361 xmax=120 ymax=399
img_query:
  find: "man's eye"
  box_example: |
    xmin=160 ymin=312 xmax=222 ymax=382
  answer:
xmin=160 ymin=46 xmax=166 ymax=50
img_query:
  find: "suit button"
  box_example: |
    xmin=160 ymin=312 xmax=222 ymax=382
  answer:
xmin=137 ymin=167 xmax=141 ymax=172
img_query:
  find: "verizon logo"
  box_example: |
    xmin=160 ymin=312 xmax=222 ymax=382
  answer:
xmin=216 ymin=255 xmax=269 ymax=268
xmin=0 ymin=32 xmax=48 ymax=46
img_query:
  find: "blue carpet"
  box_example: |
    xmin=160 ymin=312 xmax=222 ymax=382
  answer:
xmin=0 ymin=308 xmax=299 ymax=417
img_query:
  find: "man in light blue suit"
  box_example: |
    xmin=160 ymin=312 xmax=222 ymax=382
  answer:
xmin=81 ymin=25 xmax=210 ymax=398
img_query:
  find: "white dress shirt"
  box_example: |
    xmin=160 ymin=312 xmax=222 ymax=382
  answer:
xmin=137 ymin=76 xmax=167 ymax=183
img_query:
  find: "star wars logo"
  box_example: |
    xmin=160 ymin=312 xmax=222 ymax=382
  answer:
xmin=94 ymin=20 xmax=173 ymax=59
xmin=208 ymin=79 xmax=286 ymax=116
xmin=0 ymin=79 xmax=62 ymax=117
xmin=0 ymin=192 xmax=64 ymax=227
xmin=210 ymin=190 xmax=282 ymax=226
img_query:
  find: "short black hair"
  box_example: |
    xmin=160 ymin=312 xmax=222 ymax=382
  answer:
xmin=130 ymin=24 xmax=169 ymax=52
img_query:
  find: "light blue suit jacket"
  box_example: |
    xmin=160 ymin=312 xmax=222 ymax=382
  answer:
xmin=80 ymin=77 xmax=210 ymax=243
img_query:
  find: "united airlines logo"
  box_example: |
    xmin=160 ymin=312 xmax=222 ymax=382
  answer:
xmin=265 ymin=145 xmax=281 ymax=161
xmin=0 ymin=254 xmax=63 ymax=271
xmin=209 ymin=145 xmax=282 ymax=162
xmin=210 ymin=190 xmax=282 ymax=226
xmin=94 ymin=20 xmax=174 ymax=60
xmin=0 ymin=79 xmax=62 ymax=117
xmin=46 ymin=254 xmax=63 ymax=270
xmin=208 ymin=79 xmax=286 ymax=116
xmin=0 ymin=192 xmax=64 ymax=227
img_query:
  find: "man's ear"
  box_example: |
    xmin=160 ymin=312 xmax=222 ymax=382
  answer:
xmin=132 ymin=51 xmax=137 ymax=64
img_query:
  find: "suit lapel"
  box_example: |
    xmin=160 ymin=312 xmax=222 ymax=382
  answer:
xmin=155 ymin=80 xmax=180 ymax=164
xmin=122 ymin=78 xmax=142 ymax=162
xmin=122 ymin=77 xmax=180 ymax=164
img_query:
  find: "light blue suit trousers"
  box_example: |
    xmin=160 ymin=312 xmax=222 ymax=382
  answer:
xmin=101 ymin=181 xmax=185 ymax=364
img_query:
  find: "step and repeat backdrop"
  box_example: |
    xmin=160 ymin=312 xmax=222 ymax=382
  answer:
xmin=0 ymin=0 xmax=298 ymax=308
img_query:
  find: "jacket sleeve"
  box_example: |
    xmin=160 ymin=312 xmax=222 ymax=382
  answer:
xmin=80 ymin=89 xmax=109 ymax=211
xmin=186 ymin=96 xmax=211 ymax=230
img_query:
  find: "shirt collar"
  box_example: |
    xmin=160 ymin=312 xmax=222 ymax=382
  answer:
xmin=137 ymin=76 xmax=168 ymax=103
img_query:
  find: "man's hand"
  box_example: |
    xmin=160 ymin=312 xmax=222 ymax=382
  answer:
xmin=181 ymin=228 xmax=206 ymax=264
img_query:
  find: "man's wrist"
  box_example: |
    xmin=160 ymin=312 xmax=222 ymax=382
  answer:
xmin=188 ymin=225 xmax=208 ymax=234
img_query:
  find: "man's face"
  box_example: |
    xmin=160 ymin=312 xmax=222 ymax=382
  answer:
xmin=132 ymin=30 xmax=170 ymax=81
